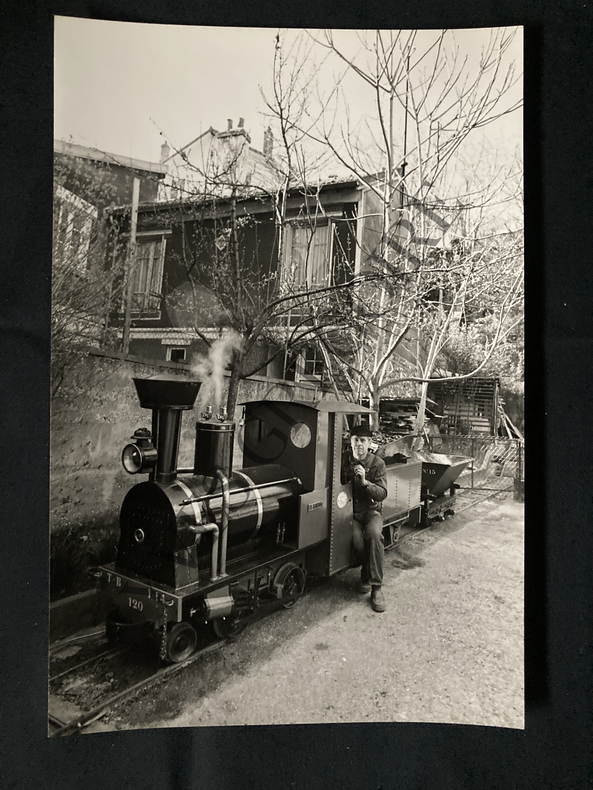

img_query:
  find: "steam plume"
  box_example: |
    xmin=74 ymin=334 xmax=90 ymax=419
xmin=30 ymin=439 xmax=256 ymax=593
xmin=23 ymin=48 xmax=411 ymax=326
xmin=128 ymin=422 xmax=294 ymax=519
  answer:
xmin=191 ymin=330 xmax=243 ymax=412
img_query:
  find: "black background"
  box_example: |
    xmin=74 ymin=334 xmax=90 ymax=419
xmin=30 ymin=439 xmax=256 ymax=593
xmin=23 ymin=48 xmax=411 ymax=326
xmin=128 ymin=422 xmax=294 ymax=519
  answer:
xmin=1 ymin=0 xmax=592 ymax=787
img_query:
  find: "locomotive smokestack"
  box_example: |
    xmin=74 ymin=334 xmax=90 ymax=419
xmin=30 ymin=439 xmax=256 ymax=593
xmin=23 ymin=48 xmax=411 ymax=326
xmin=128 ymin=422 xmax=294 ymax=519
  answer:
xmin=133 ymin=376 xmax=201 ymax=485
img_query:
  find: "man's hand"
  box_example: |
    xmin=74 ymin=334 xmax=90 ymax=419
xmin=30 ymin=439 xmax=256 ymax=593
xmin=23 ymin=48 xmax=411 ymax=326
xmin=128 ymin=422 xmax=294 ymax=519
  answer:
xmin=353 ymin=464 xmax=367 ymax=486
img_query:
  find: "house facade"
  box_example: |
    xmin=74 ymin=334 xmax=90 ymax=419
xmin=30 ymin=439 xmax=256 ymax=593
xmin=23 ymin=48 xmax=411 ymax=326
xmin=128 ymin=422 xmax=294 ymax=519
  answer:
xmin=106 ymin=172 xmax=416 ymax=392
xmin=53 ymin=139 xmax=168 ymax=279
xmin=52 ymin=140 xmax=169 ymax=374
xmin=54 ymin=139 xmax=168 ymax=211
xmin=156 ymin=119 xmax=280 ymax=203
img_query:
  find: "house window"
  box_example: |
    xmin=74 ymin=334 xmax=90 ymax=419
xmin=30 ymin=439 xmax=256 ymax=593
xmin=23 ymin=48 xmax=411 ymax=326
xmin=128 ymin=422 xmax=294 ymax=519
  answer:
xmin=287 ymin=223 xmax=332 ymax=287
xmin=131 ymin=238 xmax=166 ymax=313
xmin=53 ymin=186 xmax=96 ymax=272
xmin=283 ymin=346 xmax=325 ymax=382
xmin=167 ymin=347 xmax=187 ymax=363
xmin=301 ymin=346 xmax=325 ymax=379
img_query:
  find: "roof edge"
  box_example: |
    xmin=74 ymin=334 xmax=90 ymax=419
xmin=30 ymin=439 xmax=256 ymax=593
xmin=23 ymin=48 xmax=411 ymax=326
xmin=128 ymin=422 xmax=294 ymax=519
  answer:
xmin=54 ymin=139 xmax=168 ymax=176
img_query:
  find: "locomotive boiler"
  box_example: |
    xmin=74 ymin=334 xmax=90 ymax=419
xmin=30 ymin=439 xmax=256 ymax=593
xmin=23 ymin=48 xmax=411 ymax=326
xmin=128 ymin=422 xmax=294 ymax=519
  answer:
xmin=98 ymin=375 xmax=466 ymax=663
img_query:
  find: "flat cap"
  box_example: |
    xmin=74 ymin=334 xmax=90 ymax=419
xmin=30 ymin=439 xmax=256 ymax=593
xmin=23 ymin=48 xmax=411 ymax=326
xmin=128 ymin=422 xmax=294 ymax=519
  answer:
xmin=350 ymin=424 xmax=373 ymax=438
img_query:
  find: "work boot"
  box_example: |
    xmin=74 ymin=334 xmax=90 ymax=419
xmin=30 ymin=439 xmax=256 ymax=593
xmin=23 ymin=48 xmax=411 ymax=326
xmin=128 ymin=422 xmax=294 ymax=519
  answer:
xmin=371 ymin=586 xmax=386 ymax=613
xmin=357 ymin=578 xmax=371 ymax=594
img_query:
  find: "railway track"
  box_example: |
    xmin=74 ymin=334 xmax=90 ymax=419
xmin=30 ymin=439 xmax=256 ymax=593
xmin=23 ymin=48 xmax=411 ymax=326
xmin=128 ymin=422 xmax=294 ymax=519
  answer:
xmin=50 ymin=645 xmax=124 ymax=683
xmin=49 ymin=638 xmax=225 ymax=737
xmin=48 ymin=483 xmax=513 ymax=736
xmin=48 ymin=598 xmax=300 ymax=736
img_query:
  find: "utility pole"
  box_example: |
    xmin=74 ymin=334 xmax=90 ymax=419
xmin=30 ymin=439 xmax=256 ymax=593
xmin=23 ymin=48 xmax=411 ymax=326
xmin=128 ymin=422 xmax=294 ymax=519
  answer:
xmin=122 ymin=177 xmax=140 ymax=355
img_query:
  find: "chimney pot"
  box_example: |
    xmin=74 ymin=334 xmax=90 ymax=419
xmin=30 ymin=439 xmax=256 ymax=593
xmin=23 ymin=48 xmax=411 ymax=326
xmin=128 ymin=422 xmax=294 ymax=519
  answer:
xmin=227 ymin=119 xmax=233 ymax=131
xmin=263 ymin=127 xmax=274 ymax=159
xmin=160 ymin=142 xmax=170 ymax=162
xmin=238 ymin=117 xmax=245 ymax=128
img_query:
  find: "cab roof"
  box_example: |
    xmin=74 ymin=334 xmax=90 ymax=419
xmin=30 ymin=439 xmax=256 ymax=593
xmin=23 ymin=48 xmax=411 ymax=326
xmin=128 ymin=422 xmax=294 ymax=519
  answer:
xmin=241 ymin=399 xmax=375 ymax=415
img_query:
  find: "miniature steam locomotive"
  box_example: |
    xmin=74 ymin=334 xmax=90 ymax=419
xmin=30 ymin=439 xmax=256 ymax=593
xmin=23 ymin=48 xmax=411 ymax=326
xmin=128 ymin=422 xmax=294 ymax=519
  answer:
xmin=97 ymin=376 xmax=470 ymax=663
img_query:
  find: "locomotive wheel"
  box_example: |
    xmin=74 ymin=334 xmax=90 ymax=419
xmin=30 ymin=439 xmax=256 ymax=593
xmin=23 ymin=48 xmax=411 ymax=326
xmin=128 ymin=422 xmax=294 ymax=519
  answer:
xmin=273 ymin=562 xmax=306 ymax=609
xmin=165 ymin=622 xmax=198 ymax=663
xmin=212 ymin=613 xmax=248 ymax=640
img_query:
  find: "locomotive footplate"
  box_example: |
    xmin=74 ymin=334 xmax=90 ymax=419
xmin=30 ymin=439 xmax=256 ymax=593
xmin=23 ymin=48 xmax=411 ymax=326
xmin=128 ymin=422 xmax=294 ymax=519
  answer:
xmin=99 ymin=543 xmax=306 ymax=631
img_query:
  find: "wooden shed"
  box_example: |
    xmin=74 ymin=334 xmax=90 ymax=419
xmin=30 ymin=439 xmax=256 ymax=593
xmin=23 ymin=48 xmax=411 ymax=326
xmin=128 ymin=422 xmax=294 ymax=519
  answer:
xmin=427 ymin=377 xmax=500 ymax=435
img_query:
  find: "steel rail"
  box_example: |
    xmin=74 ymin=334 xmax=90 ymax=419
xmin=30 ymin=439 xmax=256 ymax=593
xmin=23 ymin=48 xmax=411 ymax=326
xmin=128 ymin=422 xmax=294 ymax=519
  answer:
xmin=453 ymin=485 xmax=514 ymax=514
xmin=49 ymin=646 xmax=127 ymax=682
xmin=48 ymin=639 xmax=226 ymax=738
xmin=48 ymin=712 xmax=69 ymax=731
xmin=49 ymin=629 xmax=106 ymax=653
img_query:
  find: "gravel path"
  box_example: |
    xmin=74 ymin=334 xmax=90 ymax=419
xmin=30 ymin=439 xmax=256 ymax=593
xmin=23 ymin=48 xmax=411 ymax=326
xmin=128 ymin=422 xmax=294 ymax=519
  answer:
xmin=108 ymin=496 xmax=524 ymax=731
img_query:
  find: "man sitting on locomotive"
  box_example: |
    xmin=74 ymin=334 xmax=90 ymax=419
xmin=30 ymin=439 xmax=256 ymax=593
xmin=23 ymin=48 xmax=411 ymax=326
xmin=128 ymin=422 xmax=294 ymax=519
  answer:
xmin=342 ymin=424 xmax=388 ymax=613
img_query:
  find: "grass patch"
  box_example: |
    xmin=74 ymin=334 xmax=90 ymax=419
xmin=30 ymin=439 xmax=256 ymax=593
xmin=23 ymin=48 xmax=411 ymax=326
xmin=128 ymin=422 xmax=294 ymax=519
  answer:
xmin=50 ymin=517 xmax=119 ymax=601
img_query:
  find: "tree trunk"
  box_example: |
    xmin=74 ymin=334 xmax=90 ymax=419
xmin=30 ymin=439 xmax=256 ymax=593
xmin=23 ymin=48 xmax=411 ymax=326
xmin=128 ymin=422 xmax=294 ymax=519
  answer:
xmin=368 ymin=380 xmax=381 ymax=432
xmin=412 ymin=380 xmax=429 ymax=451
xmin=225 ymin=351 xmax=243 ymax=423
xmin=229 ymin=190 xmax=243 ymax=327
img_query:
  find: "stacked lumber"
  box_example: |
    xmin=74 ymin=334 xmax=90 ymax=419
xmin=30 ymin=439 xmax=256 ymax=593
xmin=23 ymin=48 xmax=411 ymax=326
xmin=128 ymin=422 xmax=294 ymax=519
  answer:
xmin=378 ymin=398 xmax=420 ymax=436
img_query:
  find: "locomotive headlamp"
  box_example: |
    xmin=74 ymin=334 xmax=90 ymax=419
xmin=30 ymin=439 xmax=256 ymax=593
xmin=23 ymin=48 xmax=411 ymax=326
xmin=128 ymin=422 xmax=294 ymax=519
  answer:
xmin=122 ymin=428 xmax=158 ymax=475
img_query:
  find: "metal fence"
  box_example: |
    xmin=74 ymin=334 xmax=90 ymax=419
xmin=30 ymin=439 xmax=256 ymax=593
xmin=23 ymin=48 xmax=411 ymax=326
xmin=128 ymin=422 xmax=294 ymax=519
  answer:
xmin=425 ymin=434 xmax=524 ymax=492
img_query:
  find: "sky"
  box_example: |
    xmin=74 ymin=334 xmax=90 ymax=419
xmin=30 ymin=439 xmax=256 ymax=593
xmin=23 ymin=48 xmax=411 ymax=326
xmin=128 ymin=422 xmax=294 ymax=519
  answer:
xmin=54 ymin=18 xmax=523 ymax=169
xmin=54 ymin=20 xmax=297 ymax=162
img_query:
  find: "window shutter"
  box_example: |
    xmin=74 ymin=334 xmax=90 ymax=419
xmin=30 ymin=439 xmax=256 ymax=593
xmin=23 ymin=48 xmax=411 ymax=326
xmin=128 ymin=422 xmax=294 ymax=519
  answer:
xmin=132 ymin=243 xmax=151 ymax=310
xmin=148 ymin=239 xmax=165 ymax=309
xmin=130 ymin=237 xmax=166 ymax=313
xmin=287 ymin=223 xmax=331 ymax=288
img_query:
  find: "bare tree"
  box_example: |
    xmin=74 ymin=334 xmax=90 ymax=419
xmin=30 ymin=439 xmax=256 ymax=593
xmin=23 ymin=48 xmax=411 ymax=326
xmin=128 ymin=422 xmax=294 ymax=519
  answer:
xmin=433 ymin=230 xmax=524 ymax=394
xmin=52 ymin=155 xmax=124 ymax=405
xmin=319 ymin=224 xmax=523 ymax=437
xmin=135 ymin=27 xmax=523 ymax=434
xmin=283 ymin=27 xmax=523 ymax=436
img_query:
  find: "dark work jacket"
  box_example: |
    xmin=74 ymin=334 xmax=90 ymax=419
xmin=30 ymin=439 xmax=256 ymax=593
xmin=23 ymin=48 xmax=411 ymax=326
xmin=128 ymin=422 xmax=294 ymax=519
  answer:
xmin=342 ymin=450 xmax=388 ymax=516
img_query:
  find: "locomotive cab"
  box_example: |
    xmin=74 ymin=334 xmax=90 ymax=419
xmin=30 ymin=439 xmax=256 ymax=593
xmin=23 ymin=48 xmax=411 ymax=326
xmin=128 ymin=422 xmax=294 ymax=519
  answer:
xmin=241 ymin=399 xmax=376 ymax=576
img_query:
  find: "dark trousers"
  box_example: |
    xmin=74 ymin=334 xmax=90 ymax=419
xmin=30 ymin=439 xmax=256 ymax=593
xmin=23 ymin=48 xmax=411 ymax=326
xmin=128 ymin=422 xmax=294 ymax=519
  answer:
xmin=352 ymin=510 xmax=384 ymax=587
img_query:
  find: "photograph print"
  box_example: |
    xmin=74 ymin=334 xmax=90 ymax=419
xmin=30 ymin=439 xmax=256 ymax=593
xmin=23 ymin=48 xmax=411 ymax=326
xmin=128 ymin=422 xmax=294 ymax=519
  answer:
xmin=50 ymin=19 xmax=524 ymax=734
